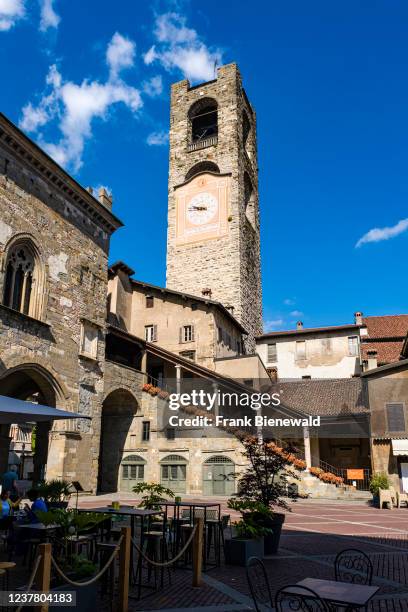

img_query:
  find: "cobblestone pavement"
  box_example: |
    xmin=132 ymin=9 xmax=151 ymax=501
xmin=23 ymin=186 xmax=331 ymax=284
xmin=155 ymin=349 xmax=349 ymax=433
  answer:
xmin=5 ymin=499 xmax=408 ymax=611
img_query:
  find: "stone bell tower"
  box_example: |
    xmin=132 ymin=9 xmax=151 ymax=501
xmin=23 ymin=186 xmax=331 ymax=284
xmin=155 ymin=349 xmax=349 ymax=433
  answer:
xmin=166 ymin=63 xmax=262 ymax=352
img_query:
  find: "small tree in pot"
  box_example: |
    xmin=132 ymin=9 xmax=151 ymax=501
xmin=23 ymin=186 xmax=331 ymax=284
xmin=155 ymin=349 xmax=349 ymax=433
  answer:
xmin=228 ymin=436 xmax=299 ymax=556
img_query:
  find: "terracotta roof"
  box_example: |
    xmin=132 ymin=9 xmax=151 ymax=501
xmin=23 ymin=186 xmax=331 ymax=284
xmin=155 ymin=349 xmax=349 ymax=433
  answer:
xmin=361 ymin=341 xmax=404 ymax=365
xmin=362 ymin=315 xmax=408 ymax=339
xmin=361 ymin=315 xmax=408 ymax=365
xmin=272 ymin=379 xmax=368 ymax=417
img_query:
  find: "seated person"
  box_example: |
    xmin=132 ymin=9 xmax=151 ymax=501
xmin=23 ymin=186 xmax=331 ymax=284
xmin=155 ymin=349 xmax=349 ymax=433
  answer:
xmin=0 ymin=489 xmax=20 ymax=519
xmin=24 ymin=489 xmax=47 ymax=523
xmin=1 ymin=466 xmax=19 ymax=502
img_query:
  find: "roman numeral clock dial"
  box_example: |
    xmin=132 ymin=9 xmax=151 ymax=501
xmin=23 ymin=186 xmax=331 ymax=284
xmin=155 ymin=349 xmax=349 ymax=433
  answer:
xmin=186 ymin=192 xmax=218 ymax=225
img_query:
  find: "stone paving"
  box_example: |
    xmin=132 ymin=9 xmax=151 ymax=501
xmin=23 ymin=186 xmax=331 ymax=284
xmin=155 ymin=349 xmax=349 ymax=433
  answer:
xmin=4 ymin=497 xmax=408 ymax=611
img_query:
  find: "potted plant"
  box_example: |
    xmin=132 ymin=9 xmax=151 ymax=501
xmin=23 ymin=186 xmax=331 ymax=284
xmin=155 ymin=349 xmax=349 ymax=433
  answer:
xmin=36 ymin=508 xmax=109 ymax=612
xmin=369 ymin=472 xmax=389 ymax=506
xmin=36 ymin=479 xmax=72 ymax=509
xmin=132 ymin=482 xmax=175 ymax=510
xmin=224 ymin=510 xmax=268 ymax=566
xmin=132 ymin=482 xmax=175 ymax=529
xmin=228 ymin=436 xmax=299 ymax=556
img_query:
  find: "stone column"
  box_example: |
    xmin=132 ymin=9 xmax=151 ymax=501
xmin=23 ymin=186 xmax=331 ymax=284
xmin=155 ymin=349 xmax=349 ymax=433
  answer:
xmin=175 ymin=365 xmax=182 ymax=395
xmin=303 ymin=425 xmax=311 ymax=471
xmin=141 ymin=351 xmax=147 ymax=379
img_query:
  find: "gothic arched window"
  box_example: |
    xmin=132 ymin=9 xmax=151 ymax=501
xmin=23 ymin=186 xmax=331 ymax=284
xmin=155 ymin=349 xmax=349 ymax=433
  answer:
xmin=189 ymin=98 xmax=218 ymax=143
xmin=2 ymin=239 xmax=45 ymax=319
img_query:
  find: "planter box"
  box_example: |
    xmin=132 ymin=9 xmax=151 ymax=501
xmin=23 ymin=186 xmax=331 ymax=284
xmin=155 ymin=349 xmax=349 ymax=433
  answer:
xmin=264 ymin=513 xmax=285 ymax=555
xmin=50 ymin=582 xmax=97 ymax=612
xmin=224 ymin=537 xmax=264 ymax=566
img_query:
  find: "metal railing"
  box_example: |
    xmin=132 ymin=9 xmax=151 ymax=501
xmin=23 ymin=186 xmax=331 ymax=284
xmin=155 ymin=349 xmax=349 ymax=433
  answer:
xmin=319 ymin=460 xmax=371 ymax=491
xmin=187 ymin=135 xmax=218 ymax=151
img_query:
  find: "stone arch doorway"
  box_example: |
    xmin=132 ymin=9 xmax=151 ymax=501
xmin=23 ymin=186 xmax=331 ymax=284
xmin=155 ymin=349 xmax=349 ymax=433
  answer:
xmin=160 ymin=455 xmax=187 ymax=494
xmin=98 ymin=389 xmax=138 ymax=493
xmin=120 ymin=454 xmax=146 ymax=492
xmin=202 ymin=456 xmax=235 ymax=496
xmin=0 ymin=364 xmax=62 ymax=482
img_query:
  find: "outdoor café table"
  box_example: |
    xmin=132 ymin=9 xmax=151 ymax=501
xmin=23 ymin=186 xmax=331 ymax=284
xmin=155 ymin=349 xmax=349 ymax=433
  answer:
xmin=17 ymin=523 xmax=58 ymax=540
xmin=160 ymin=501 xmax=221 ymax=570
xmin=78 ymin=506 xmax=164 ymax=599
xmin=292 ymin=578 xmax=379 ymax=609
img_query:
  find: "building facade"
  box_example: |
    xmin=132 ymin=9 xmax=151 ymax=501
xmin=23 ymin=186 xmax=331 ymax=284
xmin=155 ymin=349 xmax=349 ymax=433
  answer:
xmin=108 ymin=261 xmax=247 ymax=371
xmin=166 ymin=63 xmax=262 ymax=352
xmin=0 ymin=112 xmax=122 ymax=491
xmin=256 ymin=319 xmax=362 ymax=380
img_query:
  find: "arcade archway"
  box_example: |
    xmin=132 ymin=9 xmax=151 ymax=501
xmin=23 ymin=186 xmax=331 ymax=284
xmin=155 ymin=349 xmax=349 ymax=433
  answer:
xmin=98 ymin=389 xmax=139 ymax=492
xmin=0 ymin=364 xmax=61 ymax=482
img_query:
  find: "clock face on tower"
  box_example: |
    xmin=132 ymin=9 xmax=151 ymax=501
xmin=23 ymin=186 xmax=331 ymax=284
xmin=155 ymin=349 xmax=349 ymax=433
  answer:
xmin=174 ymin=173 xmax=230 ymax=245
xmin=186 ymin=192 xmax=218 ymax=225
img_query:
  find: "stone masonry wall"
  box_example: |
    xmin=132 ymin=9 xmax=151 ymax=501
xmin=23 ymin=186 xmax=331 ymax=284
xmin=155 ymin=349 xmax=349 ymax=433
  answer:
xmin=166 ymin=63 xmax=262 ymax=352
xmin=0 ymin=123 xmax=116 ymax=492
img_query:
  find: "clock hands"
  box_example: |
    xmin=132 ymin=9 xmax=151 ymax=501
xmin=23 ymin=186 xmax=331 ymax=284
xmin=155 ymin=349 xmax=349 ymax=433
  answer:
xmin=188 ymin=205 xmax=208 ymax=211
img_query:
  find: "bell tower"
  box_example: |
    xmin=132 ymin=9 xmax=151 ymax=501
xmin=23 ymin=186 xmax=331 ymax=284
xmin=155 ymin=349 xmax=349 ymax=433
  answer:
xmin=166 ymin=63 xmax=262 ymax=352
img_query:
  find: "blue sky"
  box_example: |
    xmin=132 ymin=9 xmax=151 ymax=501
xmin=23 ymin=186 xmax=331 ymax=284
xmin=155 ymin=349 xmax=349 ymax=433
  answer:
xmin=1 ymin=0 xmax=407 ymax=332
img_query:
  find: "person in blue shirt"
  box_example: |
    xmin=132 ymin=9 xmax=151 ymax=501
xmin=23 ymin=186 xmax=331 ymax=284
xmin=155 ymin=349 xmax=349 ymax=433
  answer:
xmin=25 ymin=489 xmax=48 ymax=523
xmin=1 ymin=466 xmax=18 ymax=499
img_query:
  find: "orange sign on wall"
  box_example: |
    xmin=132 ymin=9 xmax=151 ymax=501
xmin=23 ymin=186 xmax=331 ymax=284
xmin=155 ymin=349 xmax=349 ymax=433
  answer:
xmin=346 ymin=469 xmax=364 ymax=480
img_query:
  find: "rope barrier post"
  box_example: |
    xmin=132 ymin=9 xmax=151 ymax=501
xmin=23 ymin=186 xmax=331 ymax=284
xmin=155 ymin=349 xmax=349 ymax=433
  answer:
xmin=118 ymin=526 xmax=131 ymax=612
xmin=192 ymin=517 xmax=203 ymax=587
xmin=35 ymin=543 xmax=51 ymax=612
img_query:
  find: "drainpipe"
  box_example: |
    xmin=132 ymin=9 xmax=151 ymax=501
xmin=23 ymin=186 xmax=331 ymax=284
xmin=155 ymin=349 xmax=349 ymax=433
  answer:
xmin=175 ymin=365 xmax=182 ymax=395
xmin=303 ymin=425 xmax=311 ymax=472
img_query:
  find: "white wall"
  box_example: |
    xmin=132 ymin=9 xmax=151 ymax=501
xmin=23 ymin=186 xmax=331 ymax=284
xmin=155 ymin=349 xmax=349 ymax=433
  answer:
xmin=256 ymin=330 xmax=361 ymax=379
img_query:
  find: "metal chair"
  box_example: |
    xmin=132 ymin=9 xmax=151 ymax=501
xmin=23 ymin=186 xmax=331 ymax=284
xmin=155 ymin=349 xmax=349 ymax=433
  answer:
xmin=246 ymin=556 xmax=273 ymax=611
xmin=334 ymin=548 xmax=373 ymax=585
xmin=275 ymin=585 xmax=331 ymax=611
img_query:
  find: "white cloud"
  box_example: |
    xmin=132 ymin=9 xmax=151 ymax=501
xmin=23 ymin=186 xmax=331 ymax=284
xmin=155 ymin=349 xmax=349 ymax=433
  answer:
xmin=39 ymin=0 xmax=60 ymax=32
xmin=146 ymin=130 xmax=168 ymax=146
xmin=355 ymin=218 xmax=408 ymax=248
xmin=290 ymin=310 xmax=303 ymax=317
xmin=264 ymin=319 xmax=284 ymax=332
xmin=142 ymin=75 xmax=163 ymax=97
xmin=283 ymin=298 xmax=295 ymax=306
xmin=19 ymin=33 xmax=142 ymax=171
xmin=143 ymin=12 xmax=222 ymax=83
xmin=106 ymin=32 xmax=135 ymax=79
xmin=0 ymin=0 xmax=25 ymax=31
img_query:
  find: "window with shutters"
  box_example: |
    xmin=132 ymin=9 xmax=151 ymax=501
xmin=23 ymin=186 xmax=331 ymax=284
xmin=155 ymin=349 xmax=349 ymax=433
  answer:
xmin=386 ymin=403 xmax=406 ymax=432
xmin=296 ymin=340 xmax=306 ymax=360
xmin=180 ymin=325 xmax=194 ymax=343
xmin=145 ymin=324 xmax=157 ymax=342
xmin=267 ymin=343 xmax=277 ymax=363
xmin=121 ymin=456 xmax=145 ymax=481
xmin=348 ymin=336 xmax=359 ymax=356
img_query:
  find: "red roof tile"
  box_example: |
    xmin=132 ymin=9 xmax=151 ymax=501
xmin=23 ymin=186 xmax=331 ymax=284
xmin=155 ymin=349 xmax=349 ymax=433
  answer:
xmin=361 ymin=341 xmax=404 ymax=365
xmin=362 ymin=315 xmax=408 ymax=339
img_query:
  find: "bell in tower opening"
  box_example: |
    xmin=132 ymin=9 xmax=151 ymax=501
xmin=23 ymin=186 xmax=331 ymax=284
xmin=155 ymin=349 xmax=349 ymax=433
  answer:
xmin=166 ymin=63 xmax=262 ymax=353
